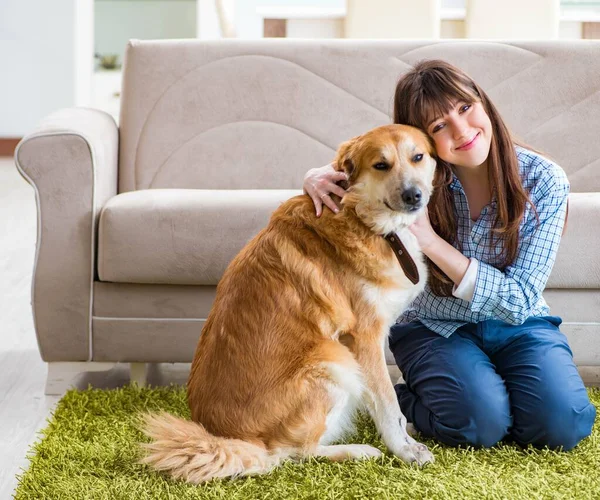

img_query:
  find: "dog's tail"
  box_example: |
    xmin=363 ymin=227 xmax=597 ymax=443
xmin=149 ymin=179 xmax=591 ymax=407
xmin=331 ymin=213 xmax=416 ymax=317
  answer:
xmin=139 ymin=412 xmax=287 ymax=483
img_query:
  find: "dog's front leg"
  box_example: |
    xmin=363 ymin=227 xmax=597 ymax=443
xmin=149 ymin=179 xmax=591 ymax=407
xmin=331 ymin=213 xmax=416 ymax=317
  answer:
xmin=352 ymin=334 xmax=434 ymax=466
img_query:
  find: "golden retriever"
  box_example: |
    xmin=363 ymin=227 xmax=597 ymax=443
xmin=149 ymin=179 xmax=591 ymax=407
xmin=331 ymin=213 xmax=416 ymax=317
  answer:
xmin=140 ymin=124 xmax=437 ymax=483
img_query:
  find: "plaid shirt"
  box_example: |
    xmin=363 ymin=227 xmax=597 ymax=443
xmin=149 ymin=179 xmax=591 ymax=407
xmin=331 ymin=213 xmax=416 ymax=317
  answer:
xmin=398 ymin=146 xmax=570 ymax=338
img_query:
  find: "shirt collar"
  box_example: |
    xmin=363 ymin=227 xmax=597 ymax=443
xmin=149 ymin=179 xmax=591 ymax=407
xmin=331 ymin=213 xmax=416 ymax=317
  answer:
xmin=449 ymin=172 xmax=462 ymax=192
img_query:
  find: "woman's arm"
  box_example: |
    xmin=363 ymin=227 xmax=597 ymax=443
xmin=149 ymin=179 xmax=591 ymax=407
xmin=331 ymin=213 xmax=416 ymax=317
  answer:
xmin=468 ymin=170 xmax=569 ymax=325
xmin=412 ymin=162 xmax=570 ymax=325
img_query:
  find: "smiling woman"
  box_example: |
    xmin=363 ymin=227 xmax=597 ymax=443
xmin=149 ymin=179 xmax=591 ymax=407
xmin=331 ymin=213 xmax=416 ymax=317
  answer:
xmin=304 ymin=58 xmax=596 ymax=453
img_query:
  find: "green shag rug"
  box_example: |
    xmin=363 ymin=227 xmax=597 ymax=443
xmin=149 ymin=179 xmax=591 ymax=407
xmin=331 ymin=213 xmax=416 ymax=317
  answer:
xmin=14 ymin=386 xmax=600 ymax=500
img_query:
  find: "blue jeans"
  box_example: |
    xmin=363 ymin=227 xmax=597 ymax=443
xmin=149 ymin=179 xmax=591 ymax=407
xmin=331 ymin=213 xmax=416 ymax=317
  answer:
xmin=388 ymin=316 xmax=596 ymax=450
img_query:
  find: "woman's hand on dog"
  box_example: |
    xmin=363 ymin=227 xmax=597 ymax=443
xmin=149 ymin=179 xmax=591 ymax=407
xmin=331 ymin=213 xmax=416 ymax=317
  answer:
xmin=409 ymin=210 xmax=439 ymax=251
xmin=303 ymin=163 xmax=348 ymax=217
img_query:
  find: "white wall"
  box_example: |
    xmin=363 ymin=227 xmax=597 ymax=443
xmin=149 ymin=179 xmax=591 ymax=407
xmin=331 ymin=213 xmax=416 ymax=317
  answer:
xmin=95 ymin=0 xmax=196 ymax=64
xmin=345 ymin=0 xmax=440 ymax=39
xmin=559 ymin=21 xmax=583 ymax=38
xmin=197 ymin=0 xmax=236 ymax=39
xmin=0 ymin=0 xmax=93 ymax=137
xmin=287 ymin=19 xmax=344 ymax=38
xmin=76 ymin=0 xmax=94 ymax=107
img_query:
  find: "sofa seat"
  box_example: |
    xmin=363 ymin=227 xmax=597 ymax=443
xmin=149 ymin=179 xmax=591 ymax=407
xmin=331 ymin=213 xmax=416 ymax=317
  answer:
xmin=99 ymin=190 xmax=599 ymax=288
xmin=98 ymin=188 xmax=301 ymax=285
xmin=549 ymin=192 xmax=600 ymax=289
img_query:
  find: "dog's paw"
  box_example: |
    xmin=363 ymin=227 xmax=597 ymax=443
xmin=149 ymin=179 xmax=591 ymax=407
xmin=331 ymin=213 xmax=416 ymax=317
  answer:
xmin=350 ymin=444 xmax=383 ymax=459
xmin=410 ymin=442 xmax=434 ymax=466
xmin=395 ymin=442 xmax=434 ymax=467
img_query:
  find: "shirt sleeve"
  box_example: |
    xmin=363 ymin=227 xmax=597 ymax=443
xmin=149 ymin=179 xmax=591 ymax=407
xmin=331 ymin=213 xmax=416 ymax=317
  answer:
xmin=452 ymin=257 xmax=478 ymax=302
xmin=468 ymin=161 xmax=570 ymax=325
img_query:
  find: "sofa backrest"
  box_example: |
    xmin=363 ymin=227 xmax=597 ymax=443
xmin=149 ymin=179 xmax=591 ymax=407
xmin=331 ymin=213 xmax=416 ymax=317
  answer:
xmin=118 ymin=39 xmax=600 ymax=194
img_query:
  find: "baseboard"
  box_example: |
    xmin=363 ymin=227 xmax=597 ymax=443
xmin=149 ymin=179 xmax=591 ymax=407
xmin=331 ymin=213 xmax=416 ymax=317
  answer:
xmin=0 ymin=138 xmax=21 ymax=157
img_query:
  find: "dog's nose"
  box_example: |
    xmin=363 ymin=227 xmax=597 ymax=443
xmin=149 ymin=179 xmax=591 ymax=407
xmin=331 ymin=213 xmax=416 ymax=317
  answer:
xmin=401 ymin=187 xmax=422 ymax=206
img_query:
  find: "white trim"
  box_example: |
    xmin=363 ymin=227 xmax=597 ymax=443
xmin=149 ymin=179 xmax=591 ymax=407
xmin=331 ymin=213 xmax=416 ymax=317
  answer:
xmin=441 ymin=7 xmax=466 ymax=20
xmin=440 ymin=6 xmax=600 ymax=22
xmin=251 ymin=5 xmax=600 ymax=23
xmin=560 ymin=7 xmax=600 ymax=22
xmin=89 ymin=135 xmax=97 ymax=362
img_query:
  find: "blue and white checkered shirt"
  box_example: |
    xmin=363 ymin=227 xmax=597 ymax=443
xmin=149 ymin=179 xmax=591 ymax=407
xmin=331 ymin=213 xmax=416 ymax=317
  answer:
xmin=398 ymin=146 xmax=570 ymax=338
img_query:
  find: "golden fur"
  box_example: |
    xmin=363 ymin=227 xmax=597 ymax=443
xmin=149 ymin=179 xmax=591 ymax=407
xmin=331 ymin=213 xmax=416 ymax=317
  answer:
xmin=141 ymin=124 xmax=437 ymax=483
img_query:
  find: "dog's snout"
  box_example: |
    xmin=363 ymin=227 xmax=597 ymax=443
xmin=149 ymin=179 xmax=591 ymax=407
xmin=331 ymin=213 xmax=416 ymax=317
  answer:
xmin=401 ymin=187 xmax=422 ymax=206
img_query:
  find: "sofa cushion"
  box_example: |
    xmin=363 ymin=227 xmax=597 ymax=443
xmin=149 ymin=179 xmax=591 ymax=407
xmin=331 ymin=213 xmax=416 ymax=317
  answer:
xmin=98 ymin=190 xmax=599 ymax=288
xmin=98 ymin=189 xmax=301 ymax=285
xmin=547 ymin=192 xmax=600 ymax=289
xmin=119 ymin=40 xmax=600 ymax=195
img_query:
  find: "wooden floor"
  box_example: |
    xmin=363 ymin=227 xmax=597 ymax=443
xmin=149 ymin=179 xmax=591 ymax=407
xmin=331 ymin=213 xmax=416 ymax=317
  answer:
xmin=0 ymin=157 xmax=196 ymax=497
xmin=1 ymin=156 xmax=598 ymax=497
xmin=0 ymin=156 xmax=51 ymax=498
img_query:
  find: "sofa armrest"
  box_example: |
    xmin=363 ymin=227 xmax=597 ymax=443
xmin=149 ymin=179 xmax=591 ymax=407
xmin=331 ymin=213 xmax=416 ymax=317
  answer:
xmin=15 ymin=108 xmax=118 ymax=362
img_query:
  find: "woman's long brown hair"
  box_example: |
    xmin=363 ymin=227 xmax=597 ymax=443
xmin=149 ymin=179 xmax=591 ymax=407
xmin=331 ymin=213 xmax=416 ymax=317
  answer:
xmin=393 ymin=60 xmax=535 ymax=296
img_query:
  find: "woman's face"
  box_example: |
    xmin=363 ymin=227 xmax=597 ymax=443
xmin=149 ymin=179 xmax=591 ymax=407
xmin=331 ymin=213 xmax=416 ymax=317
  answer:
xmin=426 ymin=100 xmax=492 ymax=170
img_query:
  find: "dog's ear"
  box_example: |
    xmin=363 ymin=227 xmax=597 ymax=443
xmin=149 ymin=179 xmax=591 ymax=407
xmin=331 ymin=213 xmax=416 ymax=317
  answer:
xmin=333 ymin=137 xmax=359 ymax=188
xmin=425 ymin=135 xmax=437 ymax=159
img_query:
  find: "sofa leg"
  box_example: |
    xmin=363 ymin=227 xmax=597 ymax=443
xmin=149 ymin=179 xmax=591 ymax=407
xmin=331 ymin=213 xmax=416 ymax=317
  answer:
xmin=45 ymin=362 xmax=116 ymax=395
xmin=130 ymin=363 xmax=147 ymax=388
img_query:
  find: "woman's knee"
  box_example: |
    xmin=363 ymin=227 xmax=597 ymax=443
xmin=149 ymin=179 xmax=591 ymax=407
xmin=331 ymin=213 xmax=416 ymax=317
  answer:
xmin=502 ymin=330 xmax=596 ymax=451
xmin=513 ymin=399 xmax=596 ymax=451
xmin=433 ymin=385 xmax=512 ymax=448
xmin=392 ymin=328 xmax=513 ymax=448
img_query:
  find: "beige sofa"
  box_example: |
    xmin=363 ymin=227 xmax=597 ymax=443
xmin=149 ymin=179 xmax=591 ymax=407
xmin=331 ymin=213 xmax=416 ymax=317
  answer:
xmin=15 ymin=39 xmax=600 ymax=394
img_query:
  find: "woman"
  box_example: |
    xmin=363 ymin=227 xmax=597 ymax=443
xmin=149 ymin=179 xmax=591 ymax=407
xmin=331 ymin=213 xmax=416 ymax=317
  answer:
xmin=303 ymin=60 xmax=595 ymax=451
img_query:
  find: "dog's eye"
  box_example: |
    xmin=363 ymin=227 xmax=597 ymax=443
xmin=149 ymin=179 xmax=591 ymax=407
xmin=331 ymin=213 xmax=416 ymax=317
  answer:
xmin=412 ymin=154 xmax=424 ymax=163
xmin=373 ymin=162 xmax=390 ymax=171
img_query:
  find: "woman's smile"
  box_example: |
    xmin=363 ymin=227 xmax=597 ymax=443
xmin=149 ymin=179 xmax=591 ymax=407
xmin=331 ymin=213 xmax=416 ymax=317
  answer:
xmin=456 ymin=132 xmax=480 ymax=151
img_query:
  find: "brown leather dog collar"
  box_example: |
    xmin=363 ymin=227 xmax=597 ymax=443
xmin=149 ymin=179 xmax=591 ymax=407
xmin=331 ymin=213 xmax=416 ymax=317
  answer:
xmin=384 ymin=233 xmax=420 ymax=285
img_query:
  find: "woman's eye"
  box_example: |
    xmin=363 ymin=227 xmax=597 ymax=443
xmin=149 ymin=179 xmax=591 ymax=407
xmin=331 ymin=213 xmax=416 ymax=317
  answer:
xmin=460 ymin=104 xmax=472 ymax=113
xmin=412 ymin=154 xmax=423 ymax=162
xmin=431 ymin=123 xmax=444 ymax=134
xmin=373 ymin=162 xmax=389 ymax=171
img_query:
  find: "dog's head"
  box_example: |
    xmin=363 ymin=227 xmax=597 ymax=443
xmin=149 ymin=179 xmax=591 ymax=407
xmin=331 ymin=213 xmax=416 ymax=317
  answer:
xmin=334 ymin=124 xmax=436 ymax=234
